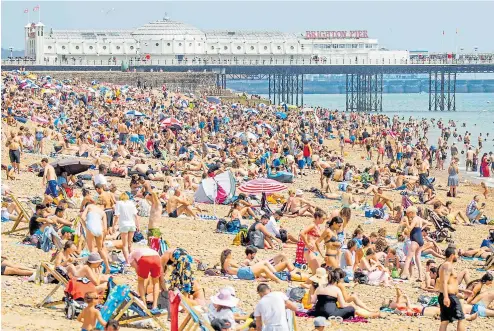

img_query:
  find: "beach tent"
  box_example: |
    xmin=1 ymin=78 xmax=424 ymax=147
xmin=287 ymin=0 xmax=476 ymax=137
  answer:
xmin=207 ymin=96 xmax=221 ymax=104
xmin=194 ymin=170 xmax=236 ymax=204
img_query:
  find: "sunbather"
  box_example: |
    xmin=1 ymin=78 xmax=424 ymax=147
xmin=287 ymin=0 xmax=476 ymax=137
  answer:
xmin=1 ymin=256 xmax=35 ymax=277
xmin=220 ymin=249 xmax=282 ymax=283
xmin=66 ymin=252 xmax=110 ymax=292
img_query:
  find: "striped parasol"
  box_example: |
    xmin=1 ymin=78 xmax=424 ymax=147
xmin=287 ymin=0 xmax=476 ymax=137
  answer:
xmin=238 ymin=178 xmax=287 ymax=194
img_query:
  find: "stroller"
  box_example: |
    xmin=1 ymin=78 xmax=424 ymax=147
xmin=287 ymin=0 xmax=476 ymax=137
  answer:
xmin=64 ymin=278 xmax=98 ymax=319
xmin=428 ymin=210 xmax=456 ymax=243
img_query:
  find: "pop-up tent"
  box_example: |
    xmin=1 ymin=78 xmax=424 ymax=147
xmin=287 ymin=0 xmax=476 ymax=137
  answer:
xmin=194 ymin=170 xmax=236 ymax=204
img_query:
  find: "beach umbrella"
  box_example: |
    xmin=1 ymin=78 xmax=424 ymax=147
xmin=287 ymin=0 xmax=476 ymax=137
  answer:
xmin=51 ymin=158 xmax=92 ymax=176
xmin=238 ymin=178 xmax=287 ymax=194
xmin=275 ymin=112 xmax=287 ymax=120
xmin=235 ymin=132 xmax=258 ymax=141
xmin=160 ymin=117 xmax=182 ymax=128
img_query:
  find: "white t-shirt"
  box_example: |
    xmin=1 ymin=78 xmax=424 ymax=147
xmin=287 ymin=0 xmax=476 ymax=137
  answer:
xmin=115 ymin=200 xmax=137 ymax=227
xmin=93 ymin=173 xmax=108 ymax=186
xmin=254 ymin=292 xmax=289 ymax=329
xmin=266 ymin=217 xmax=281 ymax=237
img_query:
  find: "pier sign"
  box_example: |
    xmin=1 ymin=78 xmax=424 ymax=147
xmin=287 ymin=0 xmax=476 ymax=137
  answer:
xmin=305 ymin=30 xmax=368 ymax=39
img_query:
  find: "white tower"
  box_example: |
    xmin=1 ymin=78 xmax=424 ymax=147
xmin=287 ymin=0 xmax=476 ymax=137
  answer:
xmin=34 ymin=22 xmax=45 ymax=63
xmin=24 ymin=24 xmax=30 ymax=57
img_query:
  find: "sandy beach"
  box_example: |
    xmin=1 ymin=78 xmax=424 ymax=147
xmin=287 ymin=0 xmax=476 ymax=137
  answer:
xmin=2 ymin=127 xmax=493 ymax=330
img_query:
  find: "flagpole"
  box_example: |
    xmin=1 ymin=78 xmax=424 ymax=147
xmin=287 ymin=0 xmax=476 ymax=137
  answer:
xmin=39 ymin=6 xmax=41 ymax=22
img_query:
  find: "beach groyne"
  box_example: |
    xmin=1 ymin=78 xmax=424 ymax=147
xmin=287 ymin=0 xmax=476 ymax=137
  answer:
xmin=32 ymin=71 xmax=217 ymax=93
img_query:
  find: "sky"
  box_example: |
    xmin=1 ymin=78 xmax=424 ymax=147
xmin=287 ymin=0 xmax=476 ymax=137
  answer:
xmin=2 ymin=1 xmax=493 ymax=52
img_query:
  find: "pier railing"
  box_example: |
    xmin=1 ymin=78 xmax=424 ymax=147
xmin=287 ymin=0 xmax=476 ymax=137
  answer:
xmin=3 ymin=54 xmax=494 ymax=67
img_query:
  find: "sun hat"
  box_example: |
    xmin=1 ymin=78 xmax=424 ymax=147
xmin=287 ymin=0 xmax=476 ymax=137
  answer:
xmin=210 ymin=288 xmax=239 ymax=308
xmin=224 ymin=286 xmax=236 ymax=297
xmin=314 ymin=316 xmax=329 ymax=327
xmin=87 ymin=252 xmax=103 ymax=264
xmin=309 ymin=267 xmax=328 ymax=286
xmin=295 ymin=189 xmax=304 ymax=196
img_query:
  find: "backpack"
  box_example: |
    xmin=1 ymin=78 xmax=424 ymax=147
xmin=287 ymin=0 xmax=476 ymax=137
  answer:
xmin=226 ymin=219 xmax=241 ymax=233
xmin=233 ymin=228 xmax=249 ymax=246
xmin=353 ymin=271 xmax=369 ymax=284
xmin=216 ymin=219 xmax=227 ymax=233
xmin=249 ymin=228 xmax=265 ymax=249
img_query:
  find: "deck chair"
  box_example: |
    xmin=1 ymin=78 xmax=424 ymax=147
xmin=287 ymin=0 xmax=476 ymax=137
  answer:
xmin=178 ymin=292 xmax=214 ymax=331
xmin=36 ymin=262 xmax=69 ymax=308
xmin=95 ymin=284 xmax=167 ymax=330
xmin=2 ymin=194 xmax=32 ymax=235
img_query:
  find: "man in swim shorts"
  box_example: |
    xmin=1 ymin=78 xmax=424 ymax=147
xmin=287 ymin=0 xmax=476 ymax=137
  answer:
xmin=41 ymin=158 xmax=59 ymax=201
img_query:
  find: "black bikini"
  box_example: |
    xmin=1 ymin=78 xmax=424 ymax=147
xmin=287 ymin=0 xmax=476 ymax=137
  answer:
xmin=310 ymin=294 xmax=355 ymax=319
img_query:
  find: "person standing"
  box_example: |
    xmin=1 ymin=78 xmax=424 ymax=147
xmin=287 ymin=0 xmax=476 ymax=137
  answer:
xmin=114 ymin=193 xmax=138 ymax=264
xmin=6 ymin=131 xmax=22 ymax=175
xmin=254 ymin=283 xmax=297 ymax=331
xmin=437 ymin=247 xmax=465 ymax=331
xmin=447 ymin=158 xmax=460 ymax=198
xmin=41 ymin=158 xmax=58 ymax=204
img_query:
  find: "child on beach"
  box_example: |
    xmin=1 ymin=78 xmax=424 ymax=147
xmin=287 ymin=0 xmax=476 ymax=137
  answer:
xmin=480 ymin=182 xmax=488 ymax=199
xmin=77 ymin=292 xmax=106 ymax=331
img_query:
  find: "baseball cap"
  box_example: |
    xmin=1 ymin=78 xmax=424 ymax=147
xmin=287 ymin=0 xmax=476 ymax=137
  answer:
xmin=61 ymin=226 xmax=75 ymax=235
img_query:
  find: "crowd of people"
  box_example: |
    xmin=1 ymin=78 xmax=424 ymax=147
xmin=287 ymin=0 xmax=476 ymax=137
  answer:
xmin=1 ymin=69 xmax=494 ymax=331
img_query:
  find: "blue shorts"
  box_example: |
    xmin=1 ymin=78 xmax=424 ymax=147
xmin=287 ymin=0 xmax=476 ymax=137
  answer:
xmin=237 ymin=267 xmax=255 ymax=280
xmin=119 ymin=133 xmax=128 ymax=143
xmin=350 ymin=135 xmax=356 ymax=142
xmin=138 ymin=134 xmax=145 ymax=142
xmin=45 ymin=180 xmax=59 ymax=197
xmin=304 ymin=156 xmax=312 ymax=167
xmin=298 ymin=159 xmax=306 ymax=169
xmin=130 ymin=135 xmax=139 ymax=143
xmin=199 ymin=122 xmax=205 ymax=129
xmin=397 ymin=152 xmax=403 ymax=160
xmin=467 ymin=210 xmax=480 ymax=220
xmin=471 ymin=302 xmax=487 ymax=317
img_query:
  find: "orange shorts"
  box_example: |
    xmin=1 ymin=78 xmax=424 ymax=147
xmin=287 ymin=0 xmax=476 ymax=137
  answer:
xmin=137 ymin=255 xmax=162 ymax=279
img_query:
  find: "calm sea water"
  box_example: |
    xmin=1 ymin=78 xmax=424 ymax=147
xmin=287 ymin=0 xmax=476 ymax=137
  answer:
xmin=262 ymin=92 xmax=494 ymax=185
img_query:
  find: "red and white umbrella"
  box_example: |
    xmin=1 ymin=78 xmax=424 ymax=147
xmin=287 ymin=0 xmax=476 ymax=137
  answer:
xmin=160 ymin=118 xmax=182 ymax=128
xmin=238 ymin=178 xmax=287 ymax=194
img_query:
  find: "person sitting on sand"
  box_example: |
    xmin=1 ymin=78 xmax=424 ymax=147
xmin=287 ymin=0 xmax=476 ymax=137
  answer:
xmin=166 ymin=188 xmax=198 ymax=219
xmin=1 ymin=256 xmax=35 ymax=277
xmin=66 ymin=252 xmax=111 ymax=292
xmin=469 ymin=286 xmax=494 ymax=318
xmin=359 ymin=248 xmax=391 ymax=286
xmin=247 ymin=214 xmax=283 ymax=249
xmin=372 ymin=187 xmax=394 ymax=211
xmin=220 ymin=249 xmax=282 ymax=283
xmin=78 ymin=292 xmax=107 ymax=331
xmin=284 ymin=189 xmax=316 ymax=217
xmin=228 ymin=200 xmax=256 ymax=221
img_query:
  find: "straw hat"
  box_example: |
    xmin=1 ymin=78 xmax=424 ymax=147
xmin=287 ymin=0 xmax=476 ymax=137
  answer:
xmin=309 ymin=268 xmax=328 ymax=286
xmin=210 ymin=288 xmax=239 ymax=307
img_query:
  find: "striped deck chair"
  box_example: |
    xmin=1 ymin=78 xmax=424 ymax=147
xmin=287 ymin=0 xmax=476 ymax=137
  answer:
xmin=36 ymin=262 xmax=69 ymax=308
xmin=95 ymin=284 xmax=167 ymax=330
xmin=2 ymin=194 xmax=32 ymax=235
xmin=178 ymin=292 xmax=214 ymax=331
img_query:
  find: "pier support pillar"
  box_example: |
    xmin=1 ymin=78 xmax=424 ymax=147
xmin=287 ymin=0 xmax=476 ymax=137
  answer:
xmin=346 ymin=73 xmax=382 ymax=111
xmin=429 ymin=71 xmax=456 ymax=111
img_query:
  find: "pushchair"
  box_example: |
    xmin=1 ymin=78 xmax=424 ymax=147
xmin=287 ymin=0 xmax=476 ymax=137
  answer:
xmin=428 ymin=210 xmax=455 ymax=243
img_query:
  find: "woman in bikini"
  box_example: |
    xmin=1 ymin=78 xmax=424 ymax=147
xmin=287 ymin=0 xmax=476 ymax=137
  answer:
xmin=220 ymin=249 xmax=282 ymax=283
xmin=300 ymin=208 xmax=326 ymax=273
xmin=315 ymin=216 xmax=343 ymax=269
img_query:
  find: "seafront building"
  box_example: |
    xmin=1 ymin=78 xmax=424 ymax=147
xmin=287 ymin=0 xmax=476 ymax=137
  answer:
xmin=24 ymin=16 xmax=408 ymax=65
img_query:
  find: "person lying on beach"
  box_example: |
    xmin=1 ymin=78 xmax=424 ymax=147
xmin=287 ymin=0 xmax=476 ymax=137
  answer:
xmin=77 ymin=292 xmax=107 ymax=331
xmin=220 ymin=249 xmax=282 ymax=283
xmin=1 ymin=256 xmax=35 ymax=277
xmin=458 ymin=247 xmax=492 ymax=260
xmin=242 ymin=246 xmax=309 ymax=281
xmin=469 ymin=286 xmax=494 ymax=318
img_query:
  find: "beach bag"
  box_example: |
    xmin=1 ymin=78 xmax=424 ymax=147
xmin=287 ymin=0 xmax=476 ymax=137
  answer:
xmin=133 ymin=230 xmax=145 ymax=243
xmin=353 ymin=271 xmax=369 ymax=285
xmin=279 ymin=229 xmax=288 ymax=243
xmin=288 ymin=287 xmax=306 ymax=302
xmin=295 ymin=239 xmax=307 ymax=264
xmin=391 ymin=268 xmax=400 ymax=279
xmin=216 ymin=219 xmax=227 ymax=233
xmin=233 ymin=228 xmax=249 ymax=246
xmin=226 ymin=219 xmax=241 ymax=233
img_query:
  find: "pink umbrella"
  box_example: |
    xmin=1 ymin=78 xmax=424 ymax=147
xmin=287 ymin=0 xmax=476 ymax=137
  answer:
xmin=238 ymin=178 xmax=287 ymax=194
xmin=160 ymin=118 xmax=182 ymax=128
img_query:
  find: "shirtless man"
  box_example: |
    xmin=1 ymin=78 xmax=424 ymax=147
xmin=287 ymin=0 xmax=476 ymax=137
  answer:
xmin=95 ymin=184 xmax=116 ymax=235
xmin=314 ymin=158 xmax=333 ymax=192
xmin=470 ymin=288 xmax=494 ymax=318
xmin=109 ymin=155 xmax=128 ymax=178
xmin=6 ymin=131 xmax=22 ymax=174
xmin=147 ymin=191 xmax=163 ymax=241
xmin=41 ymin=158 xmax=59 ymax=204
xmin=166 ymin=188 xmax=197 ymax=220
xmin=118 ymin=119 xmax=129 ymax=145
xmin=372 ymin=187 xmax=393 ymax=210
xmin=437 ymin=247 xmax=465 ymax=331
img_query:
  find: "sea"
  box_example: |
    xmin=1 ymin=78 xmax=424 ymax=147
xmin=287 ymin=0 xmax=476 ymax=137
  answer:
xmin=262 ymin=92 xmax=494 ymax=186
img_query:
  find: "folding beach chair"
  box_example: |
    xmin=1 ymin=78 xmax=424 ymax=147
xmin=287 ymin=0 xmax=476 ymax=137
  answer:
xmin=2 ymin=194 xmax=32 ymax=235
xmin=178 ymin=292 xmax=214 ymax=331
xmin=95 ymin=284 xmax=167 ymax=330
xmin=36 ymin=262 xmax=69 ymax=308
